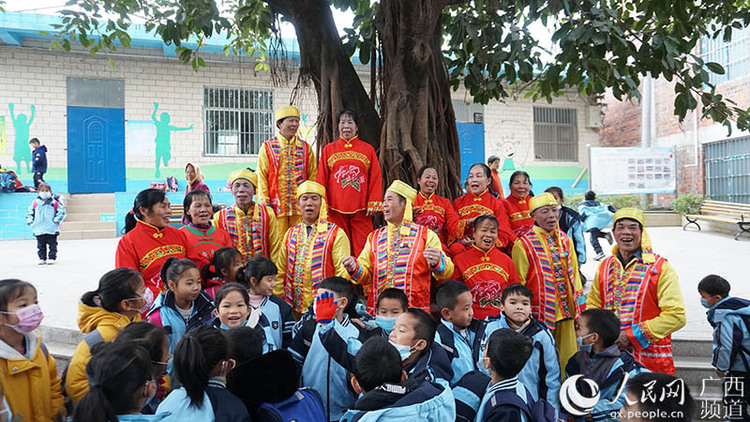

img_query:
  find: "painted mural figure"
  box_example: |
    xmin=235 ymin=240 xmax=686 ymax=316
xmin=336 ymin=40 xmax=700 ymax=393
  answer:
xmin=152 ymin=102 xmax=193 ymax=178
xmin=8 ymin=103 xmax=35 ymax=173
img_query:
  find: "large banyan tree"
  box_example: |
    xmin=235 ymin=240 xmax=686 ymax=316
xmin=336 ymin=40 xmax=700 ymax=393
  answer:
xmin=53 ymin=0 xmax=750 ymax=198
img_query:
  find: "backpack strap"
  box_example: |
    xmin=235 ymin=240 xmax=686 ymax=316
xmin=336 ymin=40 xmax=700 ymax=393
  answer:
xmin=436 ymin=324 xmax=458 ymax=361
xmin=729 ymin=314 xmax=750 ymax=372
xmin=40 ymin=341 xmax=50 ymax=361
xmin=491 ymin=390 xmax=532 ymax=419
xmin=534 ymin=340 xmax=548 ymax=401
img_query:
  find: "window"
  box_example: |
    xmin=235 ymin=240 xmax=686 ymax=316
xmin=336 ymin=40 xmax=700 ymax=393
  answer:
xmin=701 ymin=26 xmax=750 ymax=86
xmin=203 ymin=87 xmax=273 ymax=156
xmin=533 ymin=107 xmax=578 ymax=161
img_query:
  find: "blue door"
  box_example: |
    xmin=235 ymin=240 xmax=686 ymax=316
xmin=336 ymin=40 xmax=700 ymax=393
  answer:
xmin=67 ymin=106 xmax=125 ymax=193
xmin=457 ymin=122 xmax=485 ymax=183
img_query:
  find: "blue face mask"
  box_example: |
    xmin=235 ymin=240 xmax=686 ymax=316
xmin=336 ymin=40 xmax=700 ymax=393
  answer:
xmin=375 ymin=316 xmax=397 ymax=333
xmin=700 ymin=298 xmax=712 ymax=309
xmin=577 ymin=333 xmax=595 ymax=353
xmin=389 ymin=340 xmax=413 ymax=361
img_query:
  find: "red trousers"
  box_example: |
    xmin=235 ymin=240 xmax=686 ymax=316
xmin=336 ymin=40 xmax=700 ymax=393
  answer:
xmin=328 ymin=209 xmax=373 ymax=257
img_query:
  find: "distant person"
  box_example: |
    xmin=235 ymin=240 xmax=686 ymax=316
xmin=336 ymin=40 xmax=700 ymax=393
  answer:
xmin=577 ymin=190 xmax=615 ymax=261
xmin=25 ymin=182 xmax=66 ymax=265
xmin=546 ymin=186 xmax=586 ymax=266
xmin=29 ymin=137 xmax=47 ymax=189
xmin=185 ymin=162 xmax=210 ymax=196
xmin=488 ymin=155 xmax=505 ymax=198
xmin=699 ymin=274 xmax=750 ymax=420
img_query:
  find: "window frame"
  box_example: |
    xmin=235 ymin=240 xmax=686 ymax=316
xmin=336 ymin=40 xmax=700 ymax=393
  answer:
xmin=202 ymin=86 xmax=274 ymax=157
xmin=532 ymin=106 xmax=579 ymax=162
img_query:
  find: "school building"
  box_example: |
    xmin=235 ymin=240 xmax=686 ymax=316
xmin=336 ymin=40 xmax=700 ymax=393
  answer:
xmin=0 ymin=11 xmax=602 ymax=240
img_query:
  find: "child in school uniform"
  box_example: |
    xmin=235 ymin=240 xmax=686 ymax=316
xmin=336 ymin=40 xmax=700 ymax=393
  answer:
xmin=202 ymin=247 xmax=244 ymax=301
xmin=566 ymin=309 xmax=646 ymax=421
xmin=433 ymin=280 xmax=486 ymax=386
xmin=237 ymin=256 xmax=294 ymax=350
xmin=482 ymin=284 xmax=561 ymax=411
xmin=341 ymin=337 xmax=456 ymax=421
xmin=0 ymin=278 xmax=64 ymax=421
xmin=147 ymin=258 xmax=215 ymax=357
xmin=699 ymin=274 xmax=750 ymax=419
xmin=25 ymin=181 xmax=66 ymax=265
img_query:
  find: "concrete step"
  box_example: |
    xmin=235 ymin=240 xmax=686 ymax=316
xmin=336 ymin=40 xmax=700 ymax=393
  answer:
xmin=673 ymin=338 xmax=714 ymax=359
xmin=64 ymin=204 xmax=116 ymax=214
xmin=67 ymin=193 xmax=115 ymax=203
xmin=58 ymin=229 xmax=116 ymax=240
xmin=60 ymin=221 xmax=116 ymax=231
xmin=39 ymin=326 xmax=82 ymax=371
xmin=64 ymin=212 xmax=113 ymax=222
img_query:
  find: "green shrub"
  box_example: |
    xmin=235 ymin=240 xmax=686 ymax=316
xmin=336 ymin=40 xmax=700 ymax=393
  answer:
xmin=671 ymin=194 xmax=704 ymax=215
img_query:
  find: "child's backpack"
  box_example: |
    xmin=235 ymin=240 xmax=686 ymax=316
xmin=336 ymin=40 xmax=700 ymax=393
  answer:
xmin=256 ymin=387 xmax=326 ymax=422
xmin=0 ymin=170 xmax=17 ymax=192
xmin=166 ymin=176 xmax=179 ymax=192
xmin=493 ymin=388 xmax=556 ymax=422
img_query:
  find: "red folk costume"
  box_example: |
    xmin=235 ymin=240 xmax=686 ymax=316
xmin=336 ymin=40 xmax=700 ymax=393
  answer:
xmin=449 ymin=189 xmax=515 ymax=256
xmin=116 ymin=221 xmax=188 ymax=295
xmin=490 ymin=169 xmax=505 ymax=198
xmin=452 ymin=245 xmax=520 ymax=320
xmin=316 ymin=135 xmax=382 ymax=256
xmin=180 ymin=223 xmax=232 ymax=270
xmin=504 ymin=194 xmax=534 ymax=237
xmin=413 ymin=192 xmax=460 ymax=254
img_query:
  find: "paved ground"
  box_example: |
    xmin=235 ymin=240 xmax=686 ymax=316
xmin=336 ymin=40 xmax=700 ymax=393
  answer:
xmin=2 ymin=227 xmax=748 ymax=339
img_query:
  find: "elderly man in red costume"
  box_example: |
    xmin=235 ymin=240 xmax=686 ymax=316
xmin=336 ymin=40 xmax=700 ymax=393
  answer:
xmin=257 ymin=105 xmax=317 ymax=237
xmin=212 ymin=169 xmax=280 ymax=264
xmin=276 ymin=180 xmax=351 ymax=316
xmin=512 ymin=192 xmax=584 ymax=370
xmin=342 ymin=180 xmax=454 ymax=311
xmin=587 ymin=207 xmax=686 ymax=374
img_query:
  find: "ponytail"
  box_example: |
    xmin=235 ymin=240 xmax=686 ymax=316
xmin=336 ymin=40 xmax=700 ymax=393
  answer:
xmin=174 ymin=326 xmax=229 ymax=408
xmin=203 ymin=247 xmax=242 ymax=284
xmin=160 ymin=257 xmax=198 ymax=288
xmin=124 ymin=188 xmax=167 ymax=234
xmin=81 ymin=268 xmax=142 ymax=312
xmin=236 ymin=255 xmax=277 ymax=289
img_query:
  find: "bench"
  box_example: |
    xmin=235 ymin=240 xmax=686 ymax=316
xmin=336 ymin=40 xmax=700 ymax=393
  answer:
xmin=170 ymin=203 xmax=227 ymax=225
xmin=683 ymin=199 xmax=750 ymax=240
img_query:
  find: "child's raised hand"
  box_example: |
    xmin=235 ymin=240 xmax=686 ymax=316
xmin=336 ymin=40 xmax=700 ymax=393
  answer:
xmin=315 ymin=291 xmax=338 ymax=324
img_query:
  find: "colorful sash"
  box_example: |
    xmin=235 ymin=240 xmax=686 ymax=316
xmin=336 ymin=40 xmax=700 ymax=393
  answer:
xmin=265 ymin=137 xmax=309 ymax=216
xmin=520 ymin=229 xmax=580 ymax=329
xmin=373 ymin=223 xmax=422 ymax=299
xmin=283 ymin=222 xmax=336 ymax=313
xmin=220 ymin=205 xmax=267 ymax=263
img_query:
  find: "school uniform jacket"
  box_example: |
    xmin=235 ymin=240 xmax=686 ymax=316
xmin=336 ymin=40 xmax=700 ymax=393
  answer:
xmin=708 ymin=297 xmax=750 ymax=373
xmin=147 ymin=290 xmax=215 ymax=354
xmin=475 ymin=376 xmax=530 ymax=422
xmin=434 ymin=318 xmax=486 ymax=386
xmin=254 ymin=295 xmax=295 ymax=350
xmin=340 ymin=378 xmax=456 ymax=422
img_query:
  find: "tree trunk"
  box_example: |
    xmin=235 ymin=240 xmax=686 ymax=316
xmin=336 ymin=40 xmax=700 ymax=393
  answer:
xmin=376 ymin=0 xmax=463 ymax=198
xmin=271 ymin=0 xmax=381 ymax=154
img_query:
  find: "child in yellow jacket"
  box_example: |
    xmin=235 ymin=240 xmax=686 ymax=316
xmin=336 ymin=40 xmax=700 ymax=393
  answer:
xmin=0 ymin=278 xmax=64 ymax=421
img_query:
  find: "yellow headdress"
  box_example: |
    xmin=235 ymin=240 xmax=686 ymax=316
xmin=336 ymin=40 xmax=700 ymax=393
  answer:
xmin=613 ymin=207 xmax=654 ymax=263
xmin=296 ymin=180 xmax=328 ymax=232
xmin=228 ymin=168 xmax=258 ymax=188
xmin=275 ymin=106 xmax=301 ymax=123
xmin=386 ymin=180 xmax=417 ymax=235
xmin=528 ymin=192 xmax=559 ymax=213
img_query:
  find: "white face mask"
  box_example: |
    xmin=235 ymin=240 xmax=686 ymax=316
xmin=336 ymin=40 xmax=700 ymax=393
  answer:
xmin=389 ymin=340 xmax=414 ymax=361
xmin=39 ymin=192 xmax=51 ymax=200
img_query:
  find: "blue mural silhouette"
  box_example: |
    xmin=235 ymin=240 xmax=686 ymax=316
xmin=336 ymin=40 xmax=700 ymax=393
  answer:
xmin=152 ymin=102 xmax=193 ymax=178
xmin=8 ymin=103 xmax=35 ymax=173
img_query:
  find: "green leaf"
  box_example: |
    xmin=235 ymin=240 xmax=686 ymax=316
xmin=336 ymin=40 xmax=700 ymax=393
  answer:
xmin=706 ymin=62 xmax=725 ymax=75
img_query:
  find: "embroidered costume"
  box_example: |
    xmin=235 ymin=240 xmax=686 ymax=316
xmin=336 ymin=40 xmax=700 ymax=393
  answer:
xmin=453 ymin=245 xmax=520 ymax=320
xmin=115 ymin=220 xmax=188 ymax=295
xmin=450 ymin=189 xmax=515 ymax=256
xmin=277 ymin=181 xmax=352 ymax=314
xmin=504 ymin=193 xmax=534 ymax=237
xmin=413 ymin=192 xmax=460 ymax=255
xmin=212 ymin=169 xmax=280 ymax=264
xmin=587 ymin=208 xmax=686 ymax=374
xmin=350 ymin=181 xmax=454 ymax=311
xmin=181 ymin=223 xmax=232 ymax=270
xmin=512 ymin=193 xmax=584 ymax=370
xmin=317 ymin=135 xmax=382 ymax=257
xmin=257 ymin=106 xmax=317 ymax=237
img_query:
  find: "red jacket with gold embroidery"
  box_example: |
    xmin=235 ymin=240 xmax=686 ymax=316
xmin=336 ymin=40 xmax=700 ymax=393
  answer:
xmin=452 ymin=189 xmax=515 ymax=248
xmin=413 ymin=192 xmax=459 ymax=250
xmin=180 ymin=223 xmax=232 ymax=271
xmin=503 ymin=194 xmax=534 ymax=237
xmin=452 ymin=245 xmax=520 ymax=320
xmin=116 ymin=221 xmax=188 ymax=295
xmin=316 ymin=136 xmax=383 ymax=214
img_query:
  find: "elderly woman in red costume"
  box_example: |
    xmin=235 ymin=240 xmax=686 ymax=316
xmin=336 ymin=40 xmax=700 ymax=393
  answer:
xmin=449 ymin=163 xmax=515 ymax=257
xmin=503 ymin=170 xmax=534 ymax=237
xmin=413 ymin=165 xmax=459 ymax=255
xmin=180 ymin=189 xmax=232 ymax=271
xmin=316 ymin=109 xmax=382 ymax=257
xmin=116 ymin=188 xmax=189 ymax=296
xmin=452 ymin=215 xmax=520 ymax=319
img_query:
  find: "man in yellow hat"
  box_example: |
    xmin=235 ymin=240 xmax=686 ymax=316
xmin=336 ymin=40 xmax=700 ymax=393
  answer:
xmin=587 ymin=207 xmax=685 ymax=374
xmin=276 ymin=180 xmax=351 ymax=316
xmin=257 ymin=105 xmax=317 ymax=237
xmin=212 ymin=168 xmax=280 ymax=264
xmin=342 ymin=180 xmax=454 ymax=312
xmin=512 ymin=192 xmax=584 ymax=370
